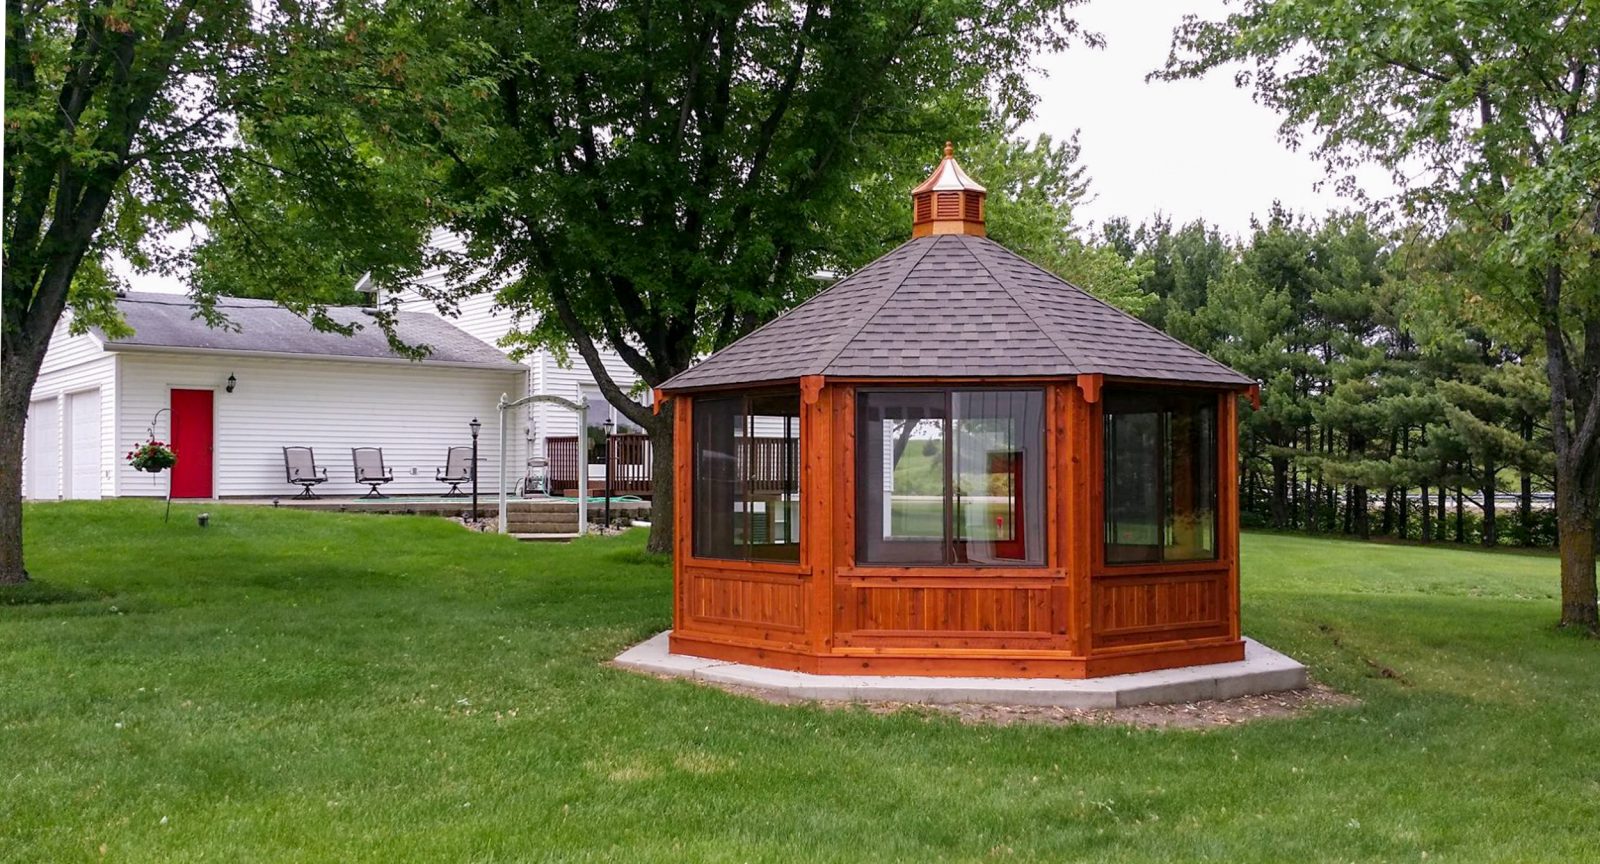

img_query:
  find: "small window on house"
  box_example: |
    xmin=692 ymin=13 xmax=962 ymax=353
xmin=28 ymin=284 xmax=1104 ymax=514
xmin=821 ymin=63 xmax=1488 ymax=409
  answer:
xmin=856 ymin=389 xmax=1045 ymax=566
xmin=692 ymin=391 xmax=801 ymax=561
xmin=1102 ymin=390 xmax=1218 ymax=565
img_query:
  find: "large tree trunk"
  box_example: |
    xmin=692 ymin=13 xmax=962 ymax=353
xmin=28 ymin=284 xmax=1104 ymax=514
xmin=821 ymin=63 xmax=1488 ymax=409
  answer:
xmin=0 ymin=260 xmax=77 ymax=585
xmin=0 ymin=368 xmax=35 ymax=584
xmin=1538 ymin=263 xmax=1600 ymax=630
xmin=1556 ymin=484 xmax=1599 ymax=632
xmin=645 ymin=404 xmax=675 ymax=555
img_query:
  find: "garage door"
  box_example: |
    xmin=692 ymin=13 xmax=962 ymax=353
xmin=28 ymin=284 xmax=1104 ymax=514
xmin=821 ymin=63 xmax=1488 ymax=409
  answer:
xmin=25 ymin=399 xmax=59 ymax=500
xmin=67 ymin=389 xmax=102 ymax=500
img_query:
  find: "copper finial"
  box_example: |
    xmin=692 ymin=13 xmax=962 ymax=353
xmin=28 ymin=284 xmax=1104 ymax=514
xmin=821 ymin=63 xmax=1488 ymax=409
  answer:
xmin=943 ymin=141 xmax=954 ymax=158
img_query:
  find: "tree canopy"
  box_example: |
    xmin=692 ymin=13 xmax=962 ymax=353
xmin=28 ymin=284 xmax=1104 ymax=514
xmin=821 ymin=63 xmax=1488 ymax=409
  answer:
xmin=202 ymin=0 xmax=1100 ymax=552
xmin=1159 ymin=0 xmax=1600 ymax=630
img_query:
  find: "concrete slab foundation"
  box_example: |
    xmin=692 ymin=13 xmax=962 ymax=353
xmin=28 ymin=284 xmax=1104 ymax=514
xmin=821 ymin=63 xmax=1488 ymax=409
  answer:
xmin=614 ymin=631 xmax=1309 ymax=708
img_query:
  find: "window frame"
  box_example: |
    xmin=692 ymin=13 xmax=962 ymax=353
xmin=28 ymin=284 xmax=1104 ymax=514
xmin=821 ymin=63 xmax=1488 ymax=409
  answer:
xmin=853 ymin=386 xmax=1049 ymax=569
xmin=1098 ymin=387 xmax=1222 ymax=569
xmin=689 ymin=388 xmax=803 ymax=563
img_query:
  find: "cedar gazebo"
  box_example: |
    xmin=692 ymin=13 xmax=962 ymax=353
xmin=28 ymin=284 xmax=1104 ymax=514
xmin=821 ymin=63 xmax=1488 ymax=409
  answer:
xmin=655 ymin=144 xmax=1256 ymax=678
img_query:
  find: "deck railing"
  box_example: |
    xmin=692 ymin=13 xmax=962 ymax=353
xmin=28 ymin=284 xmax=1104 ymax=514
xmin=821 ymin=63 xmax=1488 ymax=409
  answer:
xmin=544 ymin=433 xmax=799 ymax=497
xmin=546 ymin=433 xmax=653 ymax=495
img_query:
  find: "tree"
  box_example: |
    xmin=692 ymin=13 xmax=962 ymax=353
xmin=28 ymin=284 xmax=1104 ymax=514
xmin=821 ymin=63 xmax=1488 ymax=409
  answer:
xmin=220 ymin=0 xmax=1096 ymax=554
xmin=1161 ymin=1 xmax=1600 ymax=631
xmin=3 ymin=1 xmax=440 ymax=584
xmin=4 ymin=0 xmax=249 ymax=584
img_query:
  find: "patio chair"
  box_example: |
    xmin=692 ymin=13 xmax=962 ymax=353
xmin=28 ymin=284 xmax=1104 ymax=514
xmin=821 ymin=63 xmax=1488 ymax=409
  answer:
xmin=521 ymin=456 xmax=549 ymax=498
xmin=283 ymin=447 xmax=329 ymax=499
xmin=436 ymin=446 xmax=472 ymax=498
xmin=351 ymin=447 xmax=395 ymax=499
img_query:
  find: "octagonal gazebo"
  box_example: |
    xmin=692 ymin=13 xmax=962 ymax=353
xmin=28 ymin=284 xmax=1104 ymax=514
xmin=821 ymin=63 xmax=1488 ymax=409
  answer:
xmin=655 ymin=144 xmax=1256 ymax=678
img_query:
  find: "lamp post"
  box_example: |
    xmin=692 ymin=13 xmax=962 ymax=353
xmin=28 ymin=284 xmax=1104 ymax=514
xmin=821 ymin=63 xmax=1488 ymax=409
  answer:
xmin=602 ymin=418 xmax=614 ymax=530
xmin=469 ymin=417 xmax=481 ymax=522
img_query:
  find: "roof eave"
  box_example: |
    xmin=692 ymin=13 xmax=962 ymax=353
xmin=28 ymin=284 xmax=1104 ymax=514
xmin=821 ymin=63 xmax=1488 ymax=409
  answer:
xmin=103 ymin=341 xmax=527 ymax=372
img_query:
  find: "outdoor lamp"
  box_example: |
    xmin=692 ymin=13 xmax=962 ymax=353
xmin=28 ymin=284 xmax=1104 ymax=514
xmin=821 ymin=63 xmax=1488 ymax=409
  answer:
xmin=469 ymin=417 xmax=482 ymax=521
xmin=226 ymin=373 xmax=237 ymax=393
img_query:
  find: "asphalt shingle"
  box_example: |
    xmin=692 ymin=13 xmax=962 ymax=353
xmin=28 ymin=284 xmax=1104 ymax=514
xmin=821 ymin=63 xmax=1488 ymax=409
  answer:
xmin=660 ymin=234 xmax=1251 ymax=390
xmin=101 ymin=293 xmax=522 ymax=369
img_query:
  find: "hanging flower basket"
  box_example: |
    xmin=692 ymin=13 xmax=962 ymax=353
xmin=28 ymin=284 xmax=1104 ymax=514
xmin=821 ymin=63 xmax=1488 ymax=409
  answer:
xmin=127 ymin=439 xmax=177 ymax=473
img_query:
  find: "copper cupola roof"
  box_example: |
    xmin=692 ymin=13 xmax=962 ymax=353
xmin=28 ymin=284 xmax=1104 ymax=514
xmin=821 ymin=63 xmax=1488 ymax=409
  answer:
xmin=910 ymin=142 xmax=987 ymax=237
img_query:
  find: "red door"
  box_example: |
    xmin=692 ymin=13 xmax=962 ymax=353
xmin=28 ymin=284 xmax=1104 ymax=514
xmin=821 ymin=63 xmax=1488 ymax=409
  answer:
xmin=169 ymin=389 xmax=214 ymax=498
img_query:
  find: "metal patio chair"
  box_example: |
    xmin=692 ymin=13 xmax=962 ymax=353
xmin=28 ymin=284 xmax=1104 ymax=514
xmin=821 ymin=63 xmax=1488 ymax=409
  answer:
xmin=351 ymin=447 xmax=395 ymax=498
xmin=436 ymin=446 xmax=472 ymax=498
xmin=521 ymin=456 xmax=549 ymax=497
xmin=283 ymin=447 xmax=330 ymax=499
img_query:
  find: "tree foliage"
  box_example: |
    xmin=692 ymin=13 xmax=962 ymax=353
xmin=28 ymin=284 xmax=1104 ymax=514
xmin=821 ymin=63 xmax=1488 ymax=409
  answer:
xmin=1159 ymin=0 xmax=1600 ymax=630
xmin=206 ymin=0 xmax=1099 ymax=552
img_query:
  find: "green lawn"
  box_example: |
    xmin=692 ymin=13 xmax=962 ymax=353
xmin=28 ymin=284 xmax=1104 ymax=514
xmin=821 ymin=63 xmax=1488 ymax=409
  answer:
xmin=2 ymin=502 xmax=1596 ymax=862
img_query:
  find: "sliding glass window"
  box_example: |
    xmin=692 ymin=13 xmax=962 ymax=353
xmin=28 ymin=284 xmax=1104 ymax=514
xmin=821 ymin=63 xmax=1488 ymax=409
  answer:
xmin=1102 ymin=390 xmax=1218 ymax=565
xmin=692 ymin=391 xmax=802 ymax=561
xmin=856 ymin=389 xmax=1045 ymax=566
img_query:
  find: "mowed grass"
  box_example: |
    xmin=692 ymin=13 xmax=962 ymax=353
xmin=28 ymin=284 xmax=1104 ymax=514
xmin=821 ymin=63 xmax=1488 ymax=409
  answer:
xmin=2 ymin=502 xmax=1597 ymax=863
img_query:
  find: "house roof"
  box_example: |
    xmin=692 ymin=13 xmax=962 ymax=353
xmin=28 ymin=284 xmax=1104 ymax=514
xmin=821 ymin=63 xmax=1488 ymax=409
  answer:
xmin=100 ymin=292 xmax=524 ymax=370
xmin=659 ymin=234 xmax=1253 ymax=391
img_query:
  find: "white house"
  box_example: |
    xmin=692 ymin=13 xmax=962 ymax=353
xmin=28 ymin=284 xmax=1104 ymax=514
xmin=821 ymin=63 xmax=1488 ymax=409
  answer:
xmin=379 ymin=230 xmax=650 ymax=468
xmin=22 ymin=292 xmax=528 ymax=500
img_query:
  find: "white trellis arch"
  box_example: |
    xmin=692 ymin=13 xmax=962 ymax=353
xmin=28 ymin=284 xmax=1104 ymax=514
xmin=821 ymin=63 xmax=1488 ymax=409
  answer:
xmin=496 ymin=393 xmax=589 ymax=535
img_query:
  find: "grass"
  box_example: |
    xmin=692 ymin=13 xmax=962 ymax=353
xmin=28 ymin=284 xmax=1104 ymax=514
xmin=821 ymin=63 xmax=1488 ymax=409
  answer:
xmin=3 ymin=501 xmax=1597 ymax=863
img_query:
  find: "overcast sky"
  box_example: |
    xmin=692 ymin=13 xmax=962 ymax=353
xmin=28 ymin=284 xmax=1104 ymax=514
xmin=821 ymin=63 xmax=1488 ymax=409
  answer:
xmin=1021 ymin=0 xmax=1392 ymax=237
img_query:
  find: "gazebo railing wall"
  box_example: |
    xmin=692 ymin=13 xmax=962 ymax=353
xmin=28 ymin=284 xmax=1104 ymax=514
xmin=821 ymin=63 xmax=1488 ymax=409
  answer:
xmin=546 ymin=433 xmax=798 ymax=498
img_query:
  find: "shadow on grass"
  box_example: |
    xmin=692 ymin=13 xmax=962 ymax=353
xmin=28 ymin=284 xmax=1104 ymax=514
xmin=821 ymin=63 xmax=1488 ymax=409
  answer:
xmin=0 ymin=580 xmax=102 ymax=606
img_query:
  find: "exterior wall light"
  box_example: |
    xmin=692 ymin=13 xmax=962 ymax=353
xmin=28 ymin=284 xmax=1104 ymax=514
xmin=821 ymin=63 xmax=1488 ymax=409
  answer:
xmin=226 ymin=374 xmax=237 ymax=393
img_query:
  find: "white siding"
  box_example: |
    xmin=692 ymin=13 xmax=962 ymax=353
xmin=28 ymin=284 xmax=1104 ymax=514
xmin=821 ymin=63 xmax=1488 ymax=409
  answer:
xmin=23 ymin=314 xmax=118 ymax=499
xmin=387 ymin=228 xmax=647 ymax=465
xmin=532 ymin=350 xmax=649 ymax=447
xmin=114 ymin=352 xmax=527 ymax=498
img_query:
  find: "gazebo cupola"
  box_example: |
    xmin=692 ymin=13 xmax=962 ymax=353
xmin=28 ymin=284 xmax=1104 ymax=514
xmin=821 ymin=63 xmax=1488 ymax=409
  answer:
xmin=910 ymin=142 xmax=987 ymax=237
xmin=656 ymin=143 xmax=1257 ymax=679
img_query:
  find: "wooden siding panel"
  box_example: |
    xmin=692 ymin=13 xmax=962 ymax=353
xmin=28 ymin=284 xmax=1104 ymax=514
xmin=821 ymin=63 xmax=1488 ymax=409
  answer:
xmin=682 ymin=565 xmax=808 ymax=634
xmin=844 ymin=585 xmax=1053 ymax=634
xmin=1090 ymin=571 xmax=1229 ymax=648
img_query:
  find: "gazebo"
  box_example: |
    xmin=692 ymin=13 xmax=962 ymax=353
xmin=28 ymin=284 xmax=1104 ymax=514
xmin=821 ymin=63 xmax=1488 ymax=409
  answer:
xmin=655 ymin=144 xmax=1257 ymax=678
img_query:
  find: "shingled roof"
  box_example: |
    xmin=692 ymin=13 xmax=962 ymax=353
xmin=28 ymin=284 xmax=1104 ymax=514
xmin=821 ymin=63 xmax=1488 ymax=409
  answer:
xmin=99 ymin=292 xmax=523 ymax=370
xmin=659 ymin=233 xmax=1253 ymax=391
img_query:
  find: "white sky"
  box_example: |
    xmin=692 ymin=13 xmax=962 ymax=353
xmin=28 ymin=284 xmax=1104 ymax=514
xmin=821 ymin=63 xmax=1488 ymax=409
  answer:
xmin=124 ymin=0 xmax=1387 ymax=294
xmin=1021 ymin=0 xmax=1393 ymax=237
